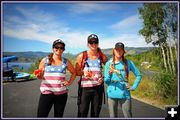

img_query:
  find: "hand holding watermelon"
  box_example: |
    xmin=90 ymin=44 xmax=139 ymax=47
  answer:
xmin=34 ymin=69 xmax=44 ymax=79
xmin=84 ymin=71 xmax=93 ymax=79
xmin=33 ymin=69 xmax=43 ymax=76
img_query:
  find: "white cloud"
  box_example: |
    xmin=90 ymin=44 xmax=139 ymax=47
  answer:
xmin=99 ymin=34 xmax=153 ymax=49
xmin=3 ymin=5 xmax=152 ymax=54
xmin=4 ymin=6 xmax=70 ymax=43
xmin=16 ymin=6 xmax=55 ymax=22
xmin=68 ymin=3 xmax=117 ymax=14
xmin=110 ymin=14 xmax=142 ymax=32
xmin=3 ymin=6 xmax=95 ymax=54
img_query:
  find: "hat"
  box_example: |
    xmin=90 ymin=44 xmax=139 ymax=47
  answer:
xmin=52 ymin=39 xmax=65 ymax=48
xmin=115 ymin=42 xmax=124 ymax=50
xmin=87 ymin=34 xmax=99 ymax=43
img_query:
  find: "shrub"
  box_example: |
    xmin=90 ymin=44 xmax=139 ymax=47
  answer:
xmin=153 ymin=71 xmax=177 ymax=99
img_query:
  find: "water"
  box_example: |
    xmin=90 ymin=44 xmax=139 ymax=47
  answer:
xmin=3 ymin=62 xmax=33 ymax=72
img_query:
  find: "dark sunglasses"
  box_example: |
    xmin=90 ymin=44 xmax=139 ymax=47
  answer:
xmin=54 ymin=46 xmax=65 ymax=50
xmin=88 ymin=41 xmax=98 ymax=44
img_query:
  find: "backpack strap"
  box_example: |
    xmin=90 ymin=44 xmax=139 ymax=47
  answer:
xmin=81 ymin=51 xmax=88 ymax=70
xmin=98 ymin=49 xmax=103 ymax=64
xmin=81 ymin=50 xmax=104 ymax=69
xmin=124 ymin=59 xmax=129 ymax=81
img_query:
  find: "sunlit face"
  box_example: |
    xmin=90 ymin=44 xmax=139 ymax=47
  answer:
xmin=53 ymin=44 xmax=65 ymax=56
xmin=88 ymin=40 xmax=99 ymax=50
xmin=114 ymin=48 xmax=124 ymax=58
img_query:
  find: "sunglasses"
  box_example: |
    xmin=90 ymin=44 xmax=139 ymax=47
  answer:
xmin=88 ymin=41 xmax=98 ymax=44
xmin=54 ymin=46 xmax=65 ymax=50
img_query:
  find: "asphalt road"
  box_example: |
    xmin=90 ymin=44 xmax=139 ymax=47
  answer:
xmin=2 ymin=76 xmax=165 ymax=118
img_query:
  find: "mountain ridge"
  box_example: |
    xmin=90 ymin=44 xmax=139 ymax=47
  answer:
xmin=3 ymin=47 xmax=154 ymax=62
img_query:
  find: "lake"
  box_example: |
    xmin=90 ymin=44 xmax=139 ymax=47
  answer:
xmin=3 ymin=62 xmax=33 ymax=72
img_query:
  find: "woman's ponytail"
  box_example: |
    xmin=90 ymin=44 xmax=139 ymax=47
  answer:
xmin=48 ymin=53 xmax=53 ymax=65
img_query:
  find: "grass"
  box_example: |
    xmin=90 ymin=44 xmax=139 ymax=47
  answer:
xmin=128 ymin=72 xmax=177 ymax=110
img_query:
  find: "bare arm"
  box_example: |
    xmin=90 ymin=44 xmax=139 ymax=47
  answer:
xmin=66 ymin=59 xmax=76 ymax=86
xmin=75 ymin=53 xmax=84 ymax=76
xmin=36 ymin=58 xmax=45 ymax=79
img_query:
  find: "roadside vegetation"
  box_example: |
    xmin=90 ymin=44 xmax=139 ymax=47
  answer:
xmin=127 ymin=48 xmax=177 ymax=109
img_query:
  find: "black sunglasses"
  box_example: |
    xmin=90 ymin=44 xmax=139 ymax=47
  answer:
xmin=88 ymin=41 xmax=99 ymax=44
xmin=54 ymin=46 xmax=65 ymax=50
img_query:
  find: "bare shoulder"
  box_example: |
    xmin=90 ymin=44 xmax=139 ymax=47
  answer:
xmin=40 ymin=58 xmax=46 ymax=64
xmin=39 ymin=58 xmax=46 ymax=69
xmin=76 ymin=52 xmax=83 ymax=61
xmin=66 ymin=59 xmax=72 ymax=65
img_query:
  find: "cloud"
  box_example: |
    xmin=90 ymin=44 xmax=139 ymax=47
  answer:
xmin=3 ymin=6 xmax=95 ymax=54
xmin=16 ymin=6 xmax=55 ymax=23
xmin=99 ymin=34 xmax=153 ymax=49
xmin=110 ymin=14 xmax=143 ymax=33
xmin=3 ymin=5 xmax=152 ymax=54
xmin=4 ymin=6 xmax=70 ymax=43
xmin=68 ymin=3 xmax=117 ymax=14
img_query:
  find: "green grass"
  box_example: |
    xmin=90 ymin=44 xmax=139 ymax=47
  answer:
xmin=128 ymin=72 xmax=177 ymax=109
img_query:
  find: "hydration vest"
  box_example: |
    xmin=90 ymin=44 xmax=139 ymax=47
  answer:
xmin=80 ymin=51 xmax=103 ymax=87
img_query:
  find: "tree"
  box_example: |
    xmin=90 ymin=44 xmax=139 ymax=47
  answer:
xmin=138 ymin=3 xmax=168 ymax=71
xmin=163 ymin=3 xmax=178 ymax=74
xmin=138 ymin=3 xmax=178 ymax=74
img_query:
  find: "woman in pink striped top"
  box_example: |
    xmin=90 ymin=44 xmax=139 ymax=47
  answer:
xmin=36 ymin=39 xmax=76 ymax=117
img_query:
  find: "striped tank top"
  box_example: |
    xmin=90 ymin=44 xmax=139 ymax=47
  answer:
xmin=81 ymin=56 xmax=102 ymax=87
xmin=40 ymin=57 xmax=68 ymax=95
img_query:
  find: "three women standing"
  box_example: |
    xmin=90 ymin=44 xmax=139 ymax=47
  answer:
xmin=35 ymin=37 xmax=142 ymax=118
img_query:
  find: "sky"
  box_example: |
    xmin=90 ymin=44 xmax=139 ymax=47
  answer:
xmin=2 ymin=1 xmax=154 ymax=55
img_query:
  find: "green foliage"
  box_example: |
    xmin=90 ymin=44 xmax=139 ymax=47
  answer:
xmin=138 ymin=3 xmax=166 ymax=44
xmin=127 ymin=47 xmax=177 ymax=107
xmin=126 ymin=47 xmax=162 ymax=71
xmin=152 ymin=71 xmax=177 ymax=99
xmin=28 ymin=57 xmax=42 ymax=74
xmin=13 ymin=66 xmax=27 ymax=73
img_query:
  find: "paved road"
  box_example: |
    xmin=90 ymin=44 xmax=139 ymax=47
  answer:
xmin=2 ymin=76 xmax=165 ymax=118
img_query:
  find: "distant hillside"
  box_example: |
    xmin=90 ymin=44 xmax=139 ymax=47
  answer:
xmin=3 ymin=51 xmax=50 ymax=62
xmin=102 ymin=47 xmax=154 ymax=57
xmin=3 ymin=51 xmax=76 ymax=62
xmin=3 ymin=47 xmax=153 ymax=62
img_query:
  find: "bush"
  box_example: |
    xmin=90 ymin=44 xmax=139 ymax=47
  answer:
xmin=153 ymin=71 xmax=177 ymax=99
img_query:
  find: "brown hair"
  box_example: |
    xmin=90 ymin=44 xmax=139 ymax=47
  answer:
xmin=112 ymin=48 xmax=128 ymax=80
xmin=47 ymin=53 xmax=53 ymax=65
xmin=112 ymin=48 xmax=126 ymax=66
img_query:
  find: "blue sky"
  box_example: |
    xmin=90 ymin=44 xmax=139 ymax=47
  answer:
xmin=2 ymin=2 xmax=154 ymax=54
